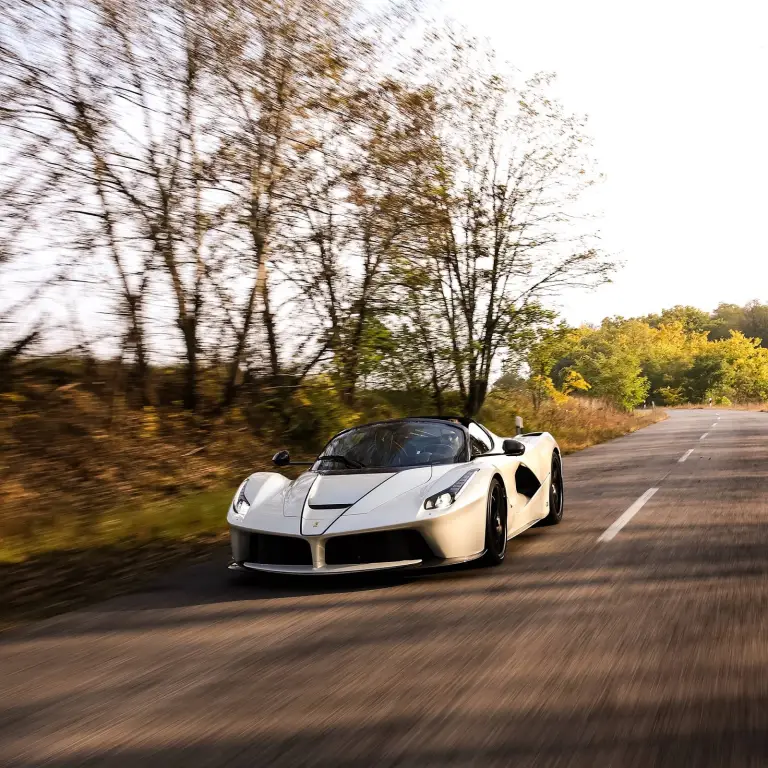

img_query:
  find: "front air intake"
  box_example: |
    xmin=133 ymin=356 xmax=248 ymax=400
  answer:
xmin=232 ymin=530 xmax=313 ymax=565
xmin=324 ymin=530 xmax=433 ymax=565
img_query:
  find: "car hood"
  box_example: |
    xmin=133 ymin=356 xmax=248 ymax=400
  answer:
xmin=307 ymin=472 xmax=396 ymax=508
xmin=299 ymin=467 xmax=434 ymax=535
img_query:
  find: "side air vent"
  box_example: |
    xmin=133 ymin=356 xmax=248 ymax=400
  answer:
xmin=515 ymin=465 xmax=541 ymax=499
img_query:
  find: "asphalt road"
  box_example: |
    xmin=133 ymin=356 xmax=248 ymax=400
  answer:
xmin=2 ymin=409 xmax=768 ymax=767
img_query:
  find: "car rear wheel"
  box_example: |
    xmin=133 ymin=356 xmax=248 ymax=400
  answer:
xmin=482 ymin=477 xmax=507 ymax=566
xmin=539 ymin=452 xmax=564 ymax=526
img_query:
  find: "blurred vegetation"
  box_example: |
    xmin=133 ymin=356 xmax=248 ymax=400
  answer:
xmin=0 ymin=354 xmax=662 ymax=566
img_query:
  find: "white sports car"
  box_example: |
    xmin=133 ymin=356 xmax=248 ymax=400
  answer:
xmin=228 ymin=417 xmax=563 ymax=576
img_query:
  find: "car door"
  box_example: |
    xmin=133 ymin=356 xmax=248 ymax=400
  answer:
xmin=467 ymin=423 xmax=521 ymax=535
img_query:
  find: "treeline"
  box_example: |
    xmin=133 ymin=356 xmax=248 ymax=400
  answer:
xmin=0 ymin=0 xmax=610 ymax=420
xmin=510 ymin=302 xmax=768 ymax=410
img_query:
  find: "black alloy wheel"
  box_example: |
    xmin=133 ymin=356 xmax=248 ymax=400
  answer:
xmin=482 ymin=478 xmax=507 ymax=565
xmin=539 ymin=452 xmax=564 ymax=526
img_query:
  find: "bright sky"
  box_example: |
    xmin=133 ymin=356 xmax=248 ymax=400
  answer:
xmin=443 ymin=0 xmax=768 ymax=325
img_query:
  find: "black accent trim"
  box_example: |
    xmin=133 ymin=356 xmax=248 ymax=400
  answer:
xmin=307 ymin=503 xmax=351 ymax=510
xmin=408 ymin=415 xmax=473 ymax=427
xmin=314 ymin=466 xmax=409 ymax=476
xmin=230 ymin=529 xmax=313 ymax=566
xmin=324 ymin=530 xmax=434 ymax=565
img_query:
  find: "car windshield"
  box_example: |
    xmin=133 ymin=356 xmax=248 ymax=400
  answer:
xmin=316 ymin=421 xmax=465 ymax=469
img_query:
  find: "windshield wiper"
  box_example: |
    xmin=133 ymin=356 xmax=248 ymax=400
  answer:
xmin=317 ymin=454 xmax=365 ymax=469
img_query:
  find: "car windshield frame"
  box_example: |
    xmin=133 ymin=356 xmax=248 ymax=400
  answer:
xmin=313 ymin=419 xmax=469 ymax=473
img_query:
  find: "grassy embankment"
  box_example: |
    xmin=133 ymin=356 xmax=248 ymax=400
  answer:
xmin=0 ymin=366 xmax=664 ymax=624
xmin=0 ymin=383 xmax=663 ymax=563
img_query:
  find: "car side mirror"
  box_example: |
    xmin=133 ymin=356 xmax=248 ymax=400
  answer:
xmin=502 ymin=439 xmax=526 ymax=456
xmin=272 ymin=450 xmax=291 ymax=467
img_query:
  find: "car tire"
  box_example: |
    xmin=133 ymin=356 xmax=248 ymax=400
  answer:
xmin=482 ymin=477 xmax=507 ymax=566
xmin=538 ymin=452 xmax=564 ymax=526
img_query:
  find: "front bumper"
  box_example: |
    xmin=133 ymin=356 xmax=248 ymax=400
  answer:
xmin=229 ymin=524 xmax=486 ymax=575
xmin=230 ymin=526 xmax=434 ymax=573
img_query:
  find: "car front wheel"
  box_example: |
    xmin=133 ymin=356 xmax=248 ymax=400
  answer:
xmin=482 ymin=477 xmax=507 ymax=565
xmin=539 ymin=453 xmax=564 ymax=526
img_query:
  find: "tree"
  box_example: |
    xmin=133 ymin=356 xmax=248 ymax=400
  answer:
xmin=712 ymin=331 xmax=768 ymax=401
xmin=643 ymin=305 xmax=711 ymax=335
xmin=284 ymin=74 xmax=437 ymax=404
xmin=559 ymin=320 xmax=650 ymax=410
xmin=1 ymin=0 xmax=225 ymax=410
xmin=409 ymin=35 xmax=613 ymax=417
xmin=708 ymin=300 xmax=768 ymax=347
xmin=523 ymin=322 xmax=580 ymax=410
xmin=210 ymin=0 xmax=368 ymax=406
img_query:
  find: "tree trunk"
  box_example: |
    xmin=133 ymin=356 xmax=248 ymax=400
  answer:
xmin=221 ymin=276 xmax=262 ymax=409
xmin=339 ymin=324 xmax=363 ymax=406
xmin=464 ymin=377 xmax=489 ymax=418
xmin=180 ymin=316 xmax=197 ymax=411
xmin=259 ymin=257 xmax=280 ymax=381
xmin=430 ymin=371 xmax=444 ymax=415
xmin=125 ymin=333 xmax=151 ymax=408
xmin=340 ymin=358 xmax=357 ymax=405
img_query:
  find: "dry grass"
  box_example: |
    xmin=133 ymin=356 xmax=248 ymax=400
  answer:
xmin=0 ymin=383 xmax=666 ymax=563
xmin=481 ymin=393 xmax=666 ymax=454
xmin=0 ymin=383 xmax=277 ymax=563
xmin=0 ymin=376 xmax=665 ymax=627
xmin=0 ymin=379 xmax=275 ymax=627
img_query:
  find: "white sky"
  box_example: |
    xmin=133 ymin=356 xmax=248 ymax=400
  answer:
xmin=442 ymin=0 xmax=768 ymax=325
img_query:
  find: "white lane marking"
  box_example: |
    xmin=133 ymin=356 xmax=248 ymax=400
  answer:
xmin=711 ymin=422 xmax=718 ymax=428
xmin=679 ymin=449 xmax=694 ymax=463
xmin=598 ymin=488 xmax=659 ymax=543
xmin=700 ymin=432 xmax=709 ymax=440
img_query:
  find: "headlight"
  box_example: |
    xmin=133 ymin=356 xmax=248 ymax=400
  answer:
xmin=424 ymin=470 xmax=478 ymax=510
xmin=232 ymin=481 xmax=252 ymax=516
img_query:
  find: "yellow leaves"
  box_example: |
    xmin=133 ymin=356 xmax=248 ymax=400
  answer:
xmin=528 ymin=374 xmax=567 ymax=404
xmin=561 ymin=369 xmax=590 ymax=395
xmin=140 ymin=406 xmax=159 ymax=439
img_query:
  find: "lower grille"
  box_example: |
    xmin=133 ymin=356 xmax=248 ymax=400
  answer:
xmin=231 ymin=530 xmax=312 ymax=566
xmin=324 ymin=530 xmax=433 ymax=566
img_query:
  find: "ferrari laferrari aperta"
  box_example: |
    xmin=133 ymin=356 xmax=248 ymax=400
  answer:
xmin=228 ymin=417 xmax=563 ymax=575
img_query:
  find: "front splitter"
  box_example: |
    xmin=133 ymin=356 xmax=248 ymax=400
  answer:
xmin=229 ymin=558 xmax=422 ymax=576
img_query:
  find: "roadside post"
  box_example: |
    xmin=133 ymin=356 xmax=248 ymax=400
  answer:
xmin=515 ymin=416 xmax=524 ymax=435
